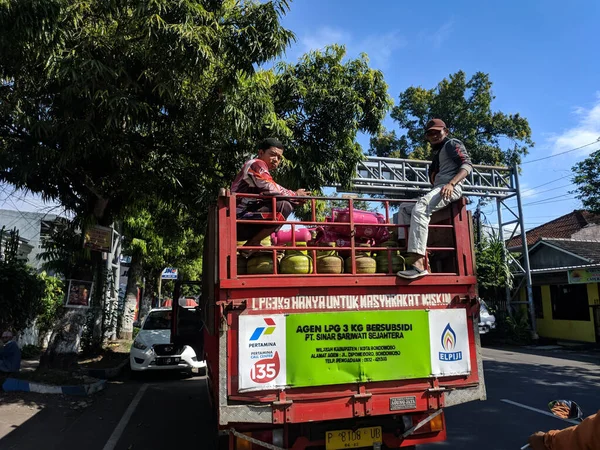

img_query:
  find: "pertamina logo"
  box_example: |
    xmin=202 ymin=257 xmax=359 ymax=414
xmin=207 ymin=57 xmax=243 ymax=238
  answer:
xmin=249 ymin=318 xmax=276 ymax=341
xmin=248 ymin=317 xmax=280 ymax=384
xmin=439 ymin=323 xmax=462 ymax=361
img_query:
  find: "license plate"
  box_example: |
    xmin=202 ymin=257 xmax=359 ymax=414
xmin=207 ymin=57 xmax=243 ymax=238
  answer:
xmin=325 ymin=426 xmax=382 ymax=450
xmin=157 ymin=357 xmax=180 ymax=366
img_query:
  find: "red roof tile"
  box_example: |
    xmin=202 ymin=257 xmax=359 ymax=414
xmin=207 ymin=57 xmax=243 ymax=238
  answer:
xmin=506 ymin=210 xmax=600 ymax=248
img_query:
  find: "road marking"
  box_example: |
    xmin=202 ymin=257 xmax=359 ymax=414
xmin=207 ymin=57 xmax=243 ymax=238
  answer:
xmin=501 ymin=399 xmax=581 ymax=425
xmin=103 ymin=383 xmax=149 ymax=450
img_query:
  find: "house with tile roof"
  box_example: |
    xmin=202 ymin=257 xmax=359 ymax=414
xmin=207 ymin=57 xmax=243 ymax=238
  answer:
xmin=508 ymin=211 xmax=600 ymax=343
xmin=506 ymin=210 xmax=600 ymax=249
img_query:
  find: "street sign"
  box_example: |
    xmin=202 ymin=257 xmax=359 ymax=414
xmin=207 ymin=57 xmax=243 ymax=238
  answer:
xmin=161 ymin=267 xmax=178 ymax=280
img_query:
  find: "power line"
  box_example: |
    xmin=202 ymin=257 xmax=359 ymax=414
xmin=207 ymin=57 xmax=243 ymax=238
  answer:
xmin=521 ymin=183 xmax=574 ymax=199
xmin=520 ymin=174 xmax=573 ymax=193
xmin=521 ymin=140 xmax=600 ymax=165
xmin=522 ymin=197 xmax=577 ymax=208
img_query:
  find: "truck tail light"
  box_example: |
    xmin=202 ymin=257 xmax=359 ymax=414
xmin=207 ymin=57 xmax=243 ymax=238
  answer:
xmin=234 ymin=430 xmax=275 ymax=450
xmin=413 ymin=411 xmax=444 ymax=434
xmin=235 ymin=434 xmax=253 ymax=450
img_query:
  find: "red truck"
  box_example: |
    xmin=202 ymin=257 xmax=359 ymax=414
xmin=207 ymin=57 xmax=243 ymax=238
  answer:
xmin=193 ymin=189 xmax=485 ymax=450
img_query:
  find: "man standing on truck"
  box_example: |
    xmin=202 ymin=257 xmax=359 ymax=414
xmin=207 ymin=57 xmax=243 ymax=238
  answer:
xmin=397 ymin=119 xmax=473 ymax=279
xmin=232 ymin=138 xmax=308 ymax=255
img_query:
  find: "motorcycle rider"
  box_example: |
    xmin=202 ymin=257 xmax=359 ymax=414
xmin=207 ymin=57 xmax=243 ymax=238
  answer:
xmin=528 ymin=410 xmax=600 ymax=449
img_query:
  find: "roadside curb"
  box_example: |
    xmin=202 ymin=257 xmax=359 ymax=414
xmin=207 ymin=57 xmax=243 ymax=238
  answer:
xmin=82 ymin=358 xmax=129 ymax=379
xmin=2 ymin=377 xmax=107 ymax=396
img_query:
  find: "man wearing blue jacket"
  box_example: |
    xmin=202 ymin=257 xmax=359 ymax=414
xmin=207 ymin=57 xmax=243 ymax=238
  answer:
xmin=0 ymin=331 xmax=21 ymax=373
xmin=397 ymin=119 xmax=473 ymax=279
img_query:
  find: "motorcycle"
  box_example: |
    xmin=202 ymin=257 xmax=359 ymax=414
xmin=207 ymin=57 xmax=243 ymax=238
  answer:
xmin=521 ymin=399 xmax=584 ymax=449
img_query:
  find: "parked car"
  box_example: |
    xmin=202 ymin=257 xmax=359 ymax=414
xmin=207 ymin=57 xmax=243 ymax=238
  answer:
xmin=478 ymin=299 xmax=496 ymax=334
xmin=130 ymin=308 xmax=206 ymax=373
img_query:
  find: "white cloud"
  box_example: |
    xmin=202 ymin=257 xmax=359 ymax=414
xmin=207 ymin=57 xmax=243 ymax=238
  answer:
xmin=300 ymin=27 xmax=351 ymax=53
xmin=546 ymin=94 xmax=600 ymax=155
xmin=418 ymin=20 xmax=454 ymax=49
xmin=429 ymin=20 xmax=454 ymax=49
xmin=519 ymin=183 xmax=540 ymax=199
xmin=298 ymin=27 xmax=406 ymax=69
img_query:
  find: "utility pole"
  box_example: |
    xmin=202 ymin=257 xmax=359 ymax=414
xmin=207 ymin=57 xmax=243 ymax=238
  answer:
xmin=475 ymin=200 xmax=482 ymax=249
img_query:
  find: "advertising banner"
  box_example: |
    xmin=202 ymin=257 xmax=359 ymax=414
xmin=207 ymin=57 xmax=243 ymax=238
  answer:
xmin=238 ymin=308 xmax=471 ymax=392
xmin=238 ymin=315 xmax=287 ymax=390
xmin=286 ymin=311 xmax=431 ymax=387
xmin=428 ymin=309 xmax=471 ymax=376
xmin=568 ymin=268 xmax=600 ymax=284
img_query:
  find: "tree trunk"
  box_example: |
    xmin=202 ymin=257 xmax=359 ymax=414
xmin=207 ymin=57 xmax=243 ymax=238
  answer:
xmin=118 ymin=253 xmax=142 ymax=340
xmin=39 ymin=308 xmax=86 ymax=370
xmin=90 ymin=254 xmax=107 ymax=352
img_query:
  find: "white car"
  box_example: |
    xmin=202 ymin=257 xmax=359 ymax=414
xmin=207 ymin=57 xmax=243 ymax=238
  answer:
xmin=130 ymin=308 xmax=206 ymax=373
xmin=478 ymin=299 xmax=496 ymax=335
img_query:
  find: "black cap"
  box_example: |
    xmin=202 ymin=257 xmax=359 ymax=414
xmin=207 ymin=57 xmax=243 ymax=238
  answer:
xmin=258 ymin=138 xmax=284 ymax=151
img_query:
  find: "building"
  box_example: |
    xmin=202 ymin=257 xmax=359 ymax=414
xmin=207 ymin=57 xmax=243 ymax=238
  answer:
xmin=508 ymin=211 xmax=600 ymax=343
xmin=507 ymin=210 xmax=600 ymax=249
xmin=0 ymin=209 xmax=61 ymax=270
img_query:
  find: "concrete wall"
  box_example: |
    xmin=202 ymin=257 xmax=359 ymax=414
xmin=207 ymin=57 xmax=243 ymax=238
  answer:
xmin=530 ymin=282 xmax=599 ymax=343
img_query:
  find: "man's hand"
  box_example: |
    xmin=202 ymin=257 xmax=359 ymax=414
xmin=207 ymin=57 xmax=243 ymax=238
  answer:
xmin=528 ymin=431 xmax=548 ymax=450
xmin=292 ymin=188 xmax=309 ymax=205
xmin=440 ymin=183 xmax=454 ymax=200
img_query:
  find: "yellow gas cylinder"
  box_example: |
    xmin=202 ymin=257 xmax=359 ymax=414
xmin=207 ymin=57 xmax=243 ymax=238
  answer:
xmin=345 ymin=244 xmax=377 ymax=274
xmin=316 ymin=242 xmax=344 ymax=274
xmin=280 ymin=242 xmax=313 ymax=274
xmin=375 ymin=240 xmax=405 ymax=273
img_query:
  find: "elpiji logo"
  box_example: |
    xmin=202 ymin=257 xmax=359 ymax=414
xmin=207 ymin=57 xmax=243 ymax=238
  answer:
xmin=439 ymin=323 xmax=462 ymax=361
xmin=250 ymin=318 xmax=276 ymax=341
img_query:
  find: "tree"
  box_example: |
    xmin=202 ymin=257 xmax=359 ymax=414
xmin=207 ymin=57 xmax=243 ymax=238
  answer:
xmin=0 ymin=0 xmax=294 ymax=225
xmin=272 ymin=45 xmax=392 ymax=191
xmin=369 ymin=71 xmax=534 ymax=165
xmin=475 ymin=233 xmax=513 ymax=306
xmin=572 ymin=149 xmax=600 ymax=213
xmin=0 ymin=228 xmax=46 ymax=332
xmin=119 ymin=202 xmax=204 ymax=339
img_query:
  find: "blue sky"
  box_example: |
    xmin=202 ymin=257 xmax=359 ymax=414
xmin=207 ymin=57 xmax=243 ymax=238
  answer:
xmin=3 ymin=0 xmax=600 ymax=235
xmin=278 ymin=0 xmax=600 ymax=233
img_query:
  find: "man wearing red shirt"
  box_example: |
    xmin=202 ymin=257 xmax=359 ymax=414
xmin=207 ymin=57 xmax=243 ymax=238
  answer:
xmin=231 ymin=138 xmax=307 ymax=252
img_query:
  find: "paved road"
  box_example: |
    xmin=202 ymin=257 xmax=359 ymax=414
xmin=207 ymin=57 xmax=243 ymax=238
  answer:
xmin=421 ymin=346 xmax=600 ymax=449
xmin=1 ymin=346 xmax=599 ymax=450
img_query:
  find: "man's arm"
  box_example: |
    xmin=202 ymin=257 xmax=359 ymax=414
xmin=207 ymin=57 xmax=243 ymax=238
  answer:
xmin=529 ymin=412 xmax=600 ymax=450
xmin=440 ymin=139 xmax=473 ymax=200
xmin=545 ymin=412 xmax=600 ymax=450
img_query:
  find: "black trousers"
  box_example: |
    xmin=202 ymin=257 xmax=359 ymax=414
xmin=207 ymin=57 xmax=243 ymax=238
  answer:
xmin=236 ymin=200 xmax=294 ymax=242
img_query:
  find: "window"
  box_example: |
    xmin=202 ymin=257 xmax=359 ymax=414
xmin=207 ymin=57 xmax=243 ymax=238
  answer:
xmin=550 ymin=284 xmax=589 ymax=321
xmin=143 ymin=311 xmax=172 ymax=330
xmin=533 ymin=286 xmax=543 ymax=319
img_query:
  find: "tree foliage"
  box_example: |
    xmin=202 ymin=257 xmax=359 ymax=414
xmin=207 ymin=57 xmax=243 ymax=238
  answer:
xmin=0 ymin=0 xmax=295 ymax=225
xmin=273 ymin=45 xmax=392 ymax=191
xmin=37 ymin=272 xmax=65 ymax=336
xmin=0 ymin=228 xmax=47 ymax=332
xmin=369 ymin=71 xmax=534 ymax=166
xmin=476 ymin=233 xmax=513 ymax=303
xmin=572 ymin=149 xmax=600 ymax=214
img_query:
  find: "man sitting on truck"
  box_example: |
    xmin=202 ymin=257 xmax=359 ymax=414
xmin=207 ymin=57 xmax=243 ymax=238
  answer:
xmin=396 ymin=119 xmax=473 ymax=279
xmin=232 ymin=138 xmax=308 ymax=255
